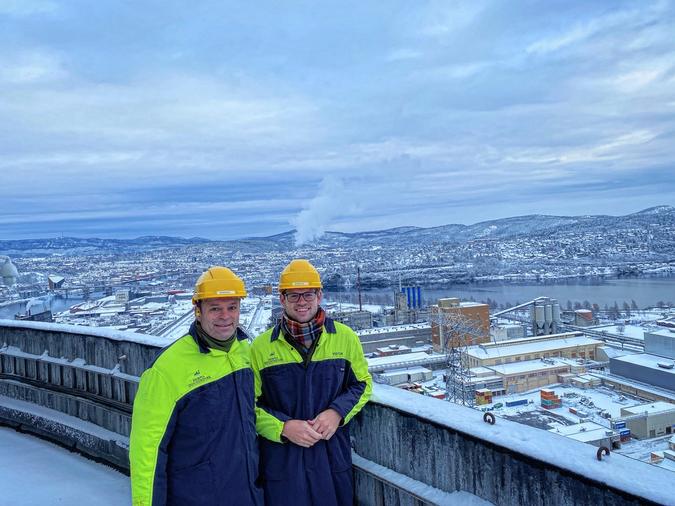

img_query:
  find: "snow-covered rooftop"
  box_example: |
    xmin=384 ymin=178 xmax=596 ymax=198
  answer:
xmin=488 ymin=358 xmax=568 ymax=376
xmin=611 ymin=352 xmax=675 ymax=375
xmin=379 ymin=366 xmax=432 ymax=377
xmin=589 ymin=324 xmax=648 ymax=340
xmin=466 ymin=334 xmax=602 ymax=360
xmin=367 ymin=351 xmax=432 ymax=368
xmin=622 ymin=401 xmax=675 ymax=415
xmin=646 ymin=327 xmax=675 ymax=338
xmin=358 ymin=323 xmax=430 ymax=336
xmin=548 ymin=422 xmax=616 ymax=443
xmin=469 ymin=366 xmax=495 ymax=376
xmin=598 ymin=345 xmax=637 ymax=359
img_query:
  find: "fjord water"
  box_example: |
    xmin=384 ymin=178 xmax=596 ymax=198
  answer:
xmin=326 ymin=276 xmax=675 ymax=309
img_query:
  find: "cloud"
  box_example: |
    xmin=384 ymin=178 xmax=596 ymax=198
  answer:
xmin=423 ymin=62 xmax=488 ymax=81
xmin=526 ymin=3 xmax=670 ymax=56
xmin=419 ymin=2 xmax=487 ymax=38
xmin=0 ymin=51 xmax=67 ymax=84
xmin=386 ymin=48 xmax=423 ymax=62
xmin=613 ymin=61 xmax=674 ymax=93
xmin=526 ymin=22 xmax=600 ymax=56
xmin=0 ymin=0 xmax=57 ymax=17
xmin=503 ymin=130 xmax=659 ymax=166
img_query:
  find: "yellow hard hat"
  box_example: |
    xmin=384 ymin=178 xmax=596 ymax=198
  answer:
xmin=192 ymin=266 xmax=247 ymax=304
xmin=279 ymin=259 xmax=322 ymax=291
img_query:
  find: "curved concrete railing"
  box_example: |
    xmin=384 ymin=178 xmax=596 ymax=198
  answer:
xmin=1 ymin=320 xmax=673 ymax=505
xmin=0 ymin=319 xmax=162 ymax=470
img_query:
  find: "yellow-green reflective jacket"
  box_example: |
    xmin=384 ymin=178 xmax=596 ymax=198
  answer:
xmin=129 ymin=323 xmax=262 ymax=506
xmin=251 ymin=317 xmax=372 ymax=506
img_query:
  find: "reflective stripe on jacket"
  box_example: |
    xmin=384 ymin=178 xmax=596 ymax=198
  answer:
xmin=251 ymin=317 xmax=372 ymax=506
xmin=129 ymin=323 xmax=263 ymax=506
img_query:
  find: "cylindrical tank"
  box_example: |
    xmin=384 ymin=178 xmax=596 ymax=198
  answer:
xmin=535 ymin=304 xmax=545 ymax=332
xmin=544 ymin=303 xmax=553 ymax=334
xmin=0 ymin=255 xmax=19 ymax=286
xmin=552 ymin=300 xmax=561 ymax=323
xmin=552 ymin=301 xmax=561 ymax=333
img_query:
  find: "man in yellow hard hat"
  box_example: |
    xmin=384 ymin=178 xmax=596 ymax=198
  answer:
xmin=130 ymin=266 xmax=263 ymax=506
xmin=251 ymin=259 xmax=372 ymax=506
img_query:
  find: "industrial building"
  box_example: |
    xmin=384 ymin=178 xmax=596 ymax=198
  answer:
xmin=430 ymin=298 xmax=490 ymax=352
xmin=374 ymin=344 xmax=412 ymax=357
xmin=465 ymin=367 xmax=506 ymax=396
xmin=609 ymin=329 xmax=675 ymax=392
xmin=367 ymin=351 xmax=447 ymax=373
xmin=645 ymin=328 xmax=675 ymax=359
xmin=487 ymin=360 xmax=573 ymax=394
xmin=376 ymin=366 xmax=433 ymax=386
xmin=47 ymin=275 xmax=65 ymax=290
xmin=548 ymin=422 xmax=620 ymax=449
xmin=491 ymin=324 xmax=526 ymax=341
xmin=464 ymin=332 xmax=602 ymax=368
xmin=328 ymin=309 xmax=373 ymax=330
xmin=357 ymin=323 xmax=431 ymax=354
xmin=620 ymin=401 xmax=675 ymax=439
xmin=446 ymin=332 xmax=605 ymax=395
xmin=574 ymin=309 xmax=595 ymax=327
xmin=386 ymin=288 xmax=428 ymax=325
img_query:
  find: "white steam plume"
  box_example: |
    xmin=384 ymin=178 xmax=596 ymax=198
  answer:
xmin=292 ymin=176 xmax=346 ymax=246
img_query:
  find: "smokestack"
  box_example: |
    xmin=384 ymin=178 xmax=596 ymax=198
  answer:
xmin=357 ymin=267 xmax=362 ymax=312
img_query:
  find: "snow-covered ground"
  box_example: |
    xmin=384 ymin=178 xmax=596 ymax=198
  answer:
xmin=487 ymin=384 xmax=643 ymax=421
xmin=241 ymin=295 xmax=273 ymax=337
xmin=50 ymin=293 xmax=274 ymax=342
xmin=617 ymin=435 xmax=675 ymax=470
xmin=0 ymin=427 xmax=130 ymax=505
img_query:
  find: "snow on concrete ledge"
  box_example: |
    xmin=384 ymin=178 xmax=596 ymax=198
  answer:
xmin=352 ymin=452 xmax=492 ymax=506
xmin=370 ymin=384 xmax=675 ymax=506
xmin=0 ymin=318 xmax=167 ymax=348
xmin=0 ymin=394 xmax=128 ymax=446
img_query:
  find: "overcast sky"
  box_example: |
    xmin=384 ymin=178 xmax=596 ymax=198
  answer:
xmin=2 ymin=0 xmax=674 ymax=243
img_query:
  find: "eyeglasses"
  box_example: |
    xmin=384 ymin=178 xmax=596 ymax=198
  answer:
xmin=283 ymin=291 xmax=318 ymax=303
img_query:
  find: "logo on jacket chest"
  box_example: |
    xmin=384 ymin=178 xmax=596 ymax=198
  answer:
xmin=264 ymin=351 xmax=283 ymax=367
xmin=188 ymin=369 xmax=212 ymax=388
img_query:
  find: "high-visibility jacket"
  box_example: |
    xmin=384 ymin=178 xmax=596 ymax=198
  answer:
xmin=129 ymin=323 xmax=263 ymax=506
xmin=251 ymin=317 xmax=372 ymax=506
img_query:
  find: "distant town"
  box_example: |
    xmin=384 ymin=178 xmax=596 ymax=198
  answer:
xmin=1 ymin=205 xmax=674 ymax=475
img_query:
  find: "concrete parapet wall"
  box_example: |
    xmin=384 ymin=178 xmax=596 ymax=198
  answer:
xmin=351 ymin=387 xmax=672 ymax=506
xmin=0 ymin=319 xmax=164 ymax=377
xmin=0 ymin=379 xmax=131 ymax=436
xmin=0 ymin=320 xmax=163 ymax=438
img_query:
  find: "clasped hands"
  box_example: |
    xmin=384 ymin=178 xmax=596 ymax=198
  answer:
xmin=281 ymin=408 xmax=342 ymax=448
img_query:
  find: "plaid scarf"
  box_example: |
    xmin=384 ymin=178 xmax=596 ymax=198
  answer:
xmin=282 ymin=307 xmax=326 ymax=351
